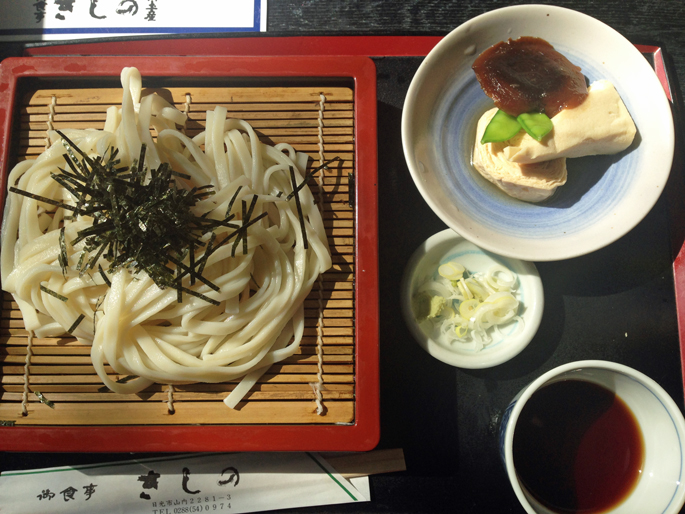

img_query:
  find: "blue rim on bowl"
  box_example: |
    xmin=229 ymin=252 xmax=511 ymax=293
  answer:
xmin=401 ymin=229 xmax=544 ymax=369
xmin=401 ymin=5 xmax=674 ymax=261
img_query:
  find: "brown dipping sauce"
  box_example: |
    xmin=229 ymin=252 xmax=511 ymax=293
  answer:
xmin=513 ymin=379 xmax=644 ymax=513
xmin=472 ymin=37 xmax=588 ymax=118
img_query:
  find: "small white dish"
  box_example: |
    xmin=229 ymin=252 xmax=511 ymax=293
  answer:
xmin=401 ymin=5 xmax=674 ymax=261
xmin=401 ymin=228 xmax=543 ymax=369
xmin=500 ymin=360 xmax=685 ymax=514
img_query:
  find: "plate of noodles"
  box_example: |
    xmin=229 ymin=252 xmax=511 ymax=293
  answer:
xmin=0 ymin=55 xmax=380 ymax=452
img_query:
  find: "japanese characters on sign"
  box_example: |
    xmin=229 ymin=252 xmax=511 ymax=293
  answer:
xmin=33 ymin=464 xmax=239 ymax=507
xmin=37 ymin=483 xmax=97 ymax=502
xmin=0 ymin=452 xmax=368 ymax=514
xmin=0 ymin=0 xmax=266 ymax=40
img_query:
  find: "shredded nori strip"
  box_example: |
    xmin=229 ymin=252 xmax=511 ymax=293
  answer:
xmin=177 ymin=261 xmax=183 ymax=304
xmin=67 ymin=313 xmax=85 ymax=334
xmin=171 ymin=169 xmax=192 ymax=180
xmin=244 ymin=197 xmax=258 ymax=255
xmin=76 ymin=250 xmax=86 ymax=273
xmin=285 ymin=156 xmax=341 ymax=201
xmin=231 ymin=196 xmax=260 ymax=257
xmin=34 ymin=391 xmax=55 ymax=409
xmin=226 ymin=185 xmax=243 ymax=217
xmin=98 ymin=264 xmax=111 ymax=287
xmin=218 ymin=212 xmax=267 ymax=257
xmin=189 ymin=241 xmax=196 ymax=285
xmin=242 ymin=200 xmax=250 ymax=255
xmin=197 ymin=232 xmax=216 ymax=277
xmin=290 ymin=166 xmax=308 ymax=250
xmin=0 ymin=420 xmax=15 ymax=426
xmin=166 ymin=254 xmax=220 ymax=292
xmin=58 ymin=227 xmax=68 ymax=277
xmin=40 ymin=284 xmax=68 ymax=302
xmin=9 ymin=131 xmax=316 ymax=308
xmin=176 ymin=285 xmax=220 ymax=306
xmin=8 ymin=131 xmax=255 ymax=305
xmin=8 ymin=187 xmax=78 ymax=211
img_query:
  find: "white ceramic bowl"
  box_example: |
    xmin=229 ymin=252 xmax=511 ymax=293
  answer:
xmin=402 ymin=5 xmax=674 ymax=261
xmin=400 ymin=228 xmax=543 ymax=369
xmin=499 ymin=361 xmax=685 ymax=514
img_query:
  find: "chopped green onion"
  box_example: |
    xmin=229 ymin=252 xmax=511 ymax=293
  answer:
xmin=412 ymin=261 xmax=522 ymax=352
xmin=438 ymin=261 xmax=466 ymax=281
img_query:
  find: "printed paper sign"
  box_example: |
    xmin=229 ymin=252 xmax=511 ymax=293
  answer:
xmin=0 ymin=452 xmax=369 ymax=514
xmin=0 ymin=0 xmax=267 ymax=41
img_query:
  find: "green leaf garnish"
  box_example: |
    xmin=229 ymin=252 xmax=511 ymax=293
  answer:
xmin=517 ymin=112 xmax=553 ymax=141
xmin=481 ymin=109 xmax=522 ymax=144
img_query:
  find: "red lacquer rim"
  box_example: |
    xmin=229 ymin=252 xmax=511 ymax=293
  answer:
xmin=0 ymin=55 xmax=380 ymax=452
xmin=22 ymin=35 xmax=445 ymax=58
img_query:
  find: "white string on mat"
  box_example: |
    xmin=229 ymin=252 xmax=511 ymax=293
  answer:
xmin=310 ymin=92 xmax=327 ymax=415
xmin=182 ymin=93 xmax=192 ymax=134
xmin=44 ymin=95 xmax=56 ymax=150
xmin=167 ymin=384 xmax=175 ymax=414
xmin=26 ymin=91 xmax=50 ymax=414
xmin=21 ymin=330 xmax=34 ymax=416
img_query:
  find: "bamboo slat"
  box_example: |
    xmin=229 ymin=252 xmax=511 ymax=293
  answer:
xmin=0 ymin=401 xmax=355 ymax=425
xmin=25 ymin=87 xmax=354 ymax=105
xmin=0 ymin=83 xmax=356 ymax=427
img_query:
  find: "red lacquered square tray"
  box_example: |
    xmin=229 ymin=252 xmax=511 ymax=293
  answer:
xmin=0 ymin=55 xmax=379 ymax=452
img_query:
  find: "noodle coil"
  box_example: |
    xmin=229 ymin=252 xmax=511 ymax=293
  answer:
xmin=0 ymin=67 xmax=332 ymax=408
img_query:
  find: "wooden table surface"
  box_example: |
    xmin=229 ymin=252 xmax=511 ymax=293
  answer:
xmin=1 ymin=1 xmax=684 ymax=513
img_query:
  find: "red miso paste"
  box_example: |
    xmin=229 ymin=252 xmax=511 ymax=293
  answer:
xmin=472 ymin=37 xmax=588 ymax=118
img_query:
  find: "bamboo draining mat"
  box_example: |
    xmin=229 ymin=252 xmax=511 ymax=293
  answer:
xmin=0 ymin=85 xmax=356 ymax=426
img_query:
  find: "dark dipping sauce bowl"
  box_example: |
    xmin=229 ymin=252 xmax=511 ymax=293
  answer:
xmin=498 ymin=361 xmax=685 ymax=514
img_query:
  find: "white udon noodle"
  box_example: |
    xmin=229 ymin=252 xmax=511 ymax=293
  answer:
xmin=0 ymin=67 xmax=332 ymax=408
